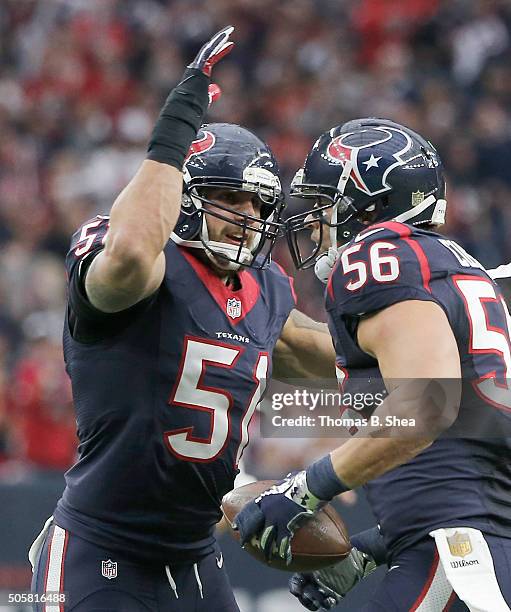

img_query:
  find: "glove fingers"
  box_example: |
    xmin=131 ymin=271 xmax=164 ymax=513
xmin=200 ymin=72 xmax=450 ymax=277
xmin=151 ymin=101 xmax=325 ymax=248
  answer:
xmin=209 ymin=41 xmax=234 ymax=65
xmin=289 ymin=575 xmax=321 ymax=611
xmin=289 ymin=573 xmax=337 ymax=611
xmin=191 ymin=25 xmax=235 ymax=75
xmin=324 ymin=596 xmax=339 ymax=609
xmin=211 ymin=24 xmax=234 ymax=43
xmin=260 ymin=525 xmax=276 ymax=560
xmin=298 ymin=597 xmax=320 ymax=611
xmin=203 ymin=25 xmax=234 ymax=57
xmin=299 ymin=589 xmax=322 ymax=612
xmin=203 ymin=42 xmax=234 ymax=76
xmin=233 ymin=504 xmax=265 ymax=546
xmin=289 ymin=573 xmax=308 ymax=597
xmin=208 ymin=33 xmax=234 ymax=56
xmin=279 ymin=535 xmax=290 ymax=562
xmin=278 ymin=534 xmax=294 ymax=566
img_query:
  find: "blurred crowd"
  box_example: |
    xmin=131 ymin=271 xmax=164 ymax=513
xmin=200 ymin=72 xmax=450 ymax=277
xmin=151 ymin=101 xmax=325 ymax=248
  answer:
xmin=1 ymin=0 xmax=511 ymax=475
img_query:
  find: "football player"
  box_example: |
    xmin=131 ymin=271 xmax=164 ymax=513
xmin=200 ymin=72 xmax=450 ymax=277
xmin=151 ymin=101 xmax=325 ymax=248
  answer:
xmin=28 ymin=28 xmax=335 ymax=612
xmin=235 ymin=118 xmax=511 ymax=611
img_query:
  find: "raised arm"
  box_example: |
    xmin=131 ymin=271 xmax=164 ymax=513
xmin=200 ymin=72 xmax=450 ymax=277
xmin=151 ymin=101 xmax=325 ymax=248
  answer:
xmin=85 ymin=27 xmax=235 ymax=313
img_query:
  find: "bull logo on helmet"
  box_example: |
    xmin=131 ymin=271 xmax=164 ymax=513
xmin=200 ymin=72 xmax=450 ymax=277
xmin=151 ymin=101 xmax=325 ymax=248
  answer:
xmin=184 ymin=130 xmax=216 ymax=164
xmin=325 ymin=126 xmax=415 ymax=197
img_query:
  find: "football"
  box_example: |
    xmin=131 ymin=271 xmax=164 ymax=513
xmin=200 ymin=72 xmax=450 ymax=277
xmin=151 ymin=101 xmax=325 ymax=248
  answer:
xmin=221 ymin=480 xmax=351 ymax=572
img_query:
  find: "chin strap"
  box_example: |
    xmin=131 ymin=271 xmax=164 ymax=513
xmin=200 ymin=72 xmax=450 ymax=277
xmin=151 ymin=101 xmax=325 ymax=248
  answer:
xmin=170 ymin=232 xmax=249 ymax=271
xmin=204 ymin=242 xmax=250 ymax=270
xmin=199 ymin=215 xmax=252 ymax=270
xmin=329 ymin=159 xmax=353 ymax=252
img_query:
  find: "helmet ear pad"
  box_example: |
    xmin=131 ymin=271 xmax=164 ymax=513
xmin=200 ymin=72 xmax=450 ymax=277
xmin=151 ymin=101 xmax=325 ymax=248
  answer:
xmin=173 ymin=193 xmax=203 ymax=241
xmin=334 ymin=195 xmax=389 ymax=244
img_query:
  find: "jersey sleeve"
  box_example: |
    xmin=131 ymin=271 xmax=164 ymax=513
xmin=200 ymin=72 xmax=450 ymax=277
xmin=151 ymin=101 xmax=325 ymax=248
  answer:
xmin=271 ymin=261 xmax=297 ymax=317
xmin=328 ymin=224 xmax=438 ymax=317
xmin=66 ymin=216 xmax=111 ymax=322
xmin=65 ymin=216 xmax=155 ymax=342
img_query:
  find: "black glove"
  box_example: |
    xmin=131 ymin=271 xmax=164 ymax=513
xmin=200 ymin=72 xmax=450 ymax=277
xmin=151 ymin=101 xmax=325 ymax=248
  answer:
xmin=234 ymin=471 xmax=327 ymax=564
xmin=234 ymin=456 xmax=350 ymax=565
xmin=289 ymin=548 xmax=378 ymax=611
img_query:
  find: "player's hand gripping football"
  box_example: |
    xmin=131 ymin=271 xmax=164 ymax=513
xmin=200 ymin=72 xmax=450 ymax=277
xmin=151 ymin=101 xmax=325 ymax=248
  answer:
xmin=289 ymin=548 xmax=378 ymax=610
xmin=188 ymin=25 xmax=234 ymax=106
xmin=233 ymin=471 xmax=328 ymax=565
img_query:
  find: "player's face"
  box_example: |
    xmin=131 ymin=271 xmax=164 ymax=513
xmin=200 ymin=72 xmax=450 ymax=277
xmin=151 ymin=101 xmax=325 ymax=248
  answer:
xmin=203 ymin=188 xmax=262 ymax=244
xmin=201 ymin=188 xmax=263 ymax=273
xmin=305 ymin=203 xmax=333 ymax=254
xmin=304 ymin=198 xmax=379 ymax=256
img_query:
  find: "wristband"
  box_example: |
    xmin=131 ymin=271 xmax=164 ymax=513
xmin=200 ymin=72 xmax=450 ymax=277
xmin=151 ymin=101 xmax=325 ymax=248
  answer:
xmin=147 ymin=68 xmax=209 ymax=170
xmin=305 ymin=454 xmax=350 ymax=501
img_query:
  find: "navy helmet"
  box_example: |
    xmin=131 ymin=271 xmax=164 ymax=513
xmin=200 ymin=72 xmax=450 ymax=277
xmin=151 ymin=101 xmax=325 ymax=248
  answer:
xmin=172 ymin=123 xmax=284 ymax=270
xmin=286 ymin=118 xmax=447 ymax=268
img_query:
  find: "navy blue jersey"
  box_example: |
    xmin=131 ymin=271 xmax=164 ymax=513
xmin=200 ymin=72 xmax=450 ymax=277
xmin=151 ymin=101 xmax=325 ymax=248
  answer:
xmin=55 ymin=216 xmax=295 ymax=563
xmin=326 ymin=220 xmax=511 ymax=558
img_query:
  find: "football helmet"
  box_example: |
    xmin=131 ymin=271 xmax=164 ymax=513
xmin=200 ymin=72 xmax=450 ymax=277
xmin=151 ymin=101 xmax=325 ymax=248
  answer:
xmin=172 ymin=123 xmax=284 ymax=270
xmin=286 ymin=118 xmax=447 ymax=268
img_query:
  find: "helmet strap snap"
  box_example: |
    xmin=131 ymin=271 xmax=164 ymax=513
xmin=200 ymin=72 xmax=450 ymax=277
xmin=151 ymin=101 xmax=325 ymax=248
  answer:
xmin=330 ymin=159 xmax=353 ymax=250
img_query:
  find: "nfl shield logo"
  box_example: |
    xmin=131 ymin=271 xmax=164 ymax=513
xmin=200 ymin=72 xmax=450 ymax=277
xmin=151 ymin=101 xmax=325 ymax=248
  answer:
xmin=226 ymin=297 xmax=242 ymax=320
xmin=447 ymin=532 xmax=472 ymax=558
xmin=411 ymin=191 xmax=425 ymax=207
xmin=101 ymin=559 xmax=118 ymax=579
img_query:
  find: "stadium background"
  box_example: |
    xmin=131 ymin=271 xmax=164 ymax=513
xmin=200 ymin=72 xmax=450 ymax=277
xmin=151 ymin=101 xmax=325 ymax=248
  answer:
xmin=1 ymin=0 xmax=511 ymax=609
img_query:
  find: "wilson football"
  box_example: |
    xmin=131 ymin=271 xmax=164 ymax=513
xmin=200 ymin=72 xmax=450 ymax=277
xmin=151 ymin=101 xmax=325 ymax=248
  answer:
xmin=221 ymin=480 xmax=351 ymax=571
